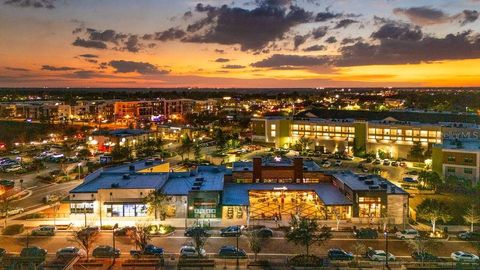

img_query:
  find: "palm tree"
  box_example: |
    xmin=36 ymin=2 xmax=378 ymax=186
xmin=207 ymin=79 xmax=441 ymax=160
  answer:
xmin=143 ymin=190 xmax=171 ymax=220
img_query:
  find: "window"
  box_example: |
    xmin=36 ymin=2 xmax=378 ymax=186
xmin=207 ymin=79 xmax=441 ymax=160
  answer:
xmin=292 ymin=124 xmax=298 ymax=130
xmin=270 ymin=131 xmax=276 ymax=137
xmin=420 ymin=130 xmax=428 ymax=137
xmin=270 ymin=124 xmax=276 ymax=130
xmin=464 ymin=168 xmax=473 ymax=174
xmin=447 ymin=156 xmax=456 ymax=162
xmin=136 ymin=205 xmax=147 ymax=216
xmin=358 ymin=197 xmax=381 ymax=218
xmin=464 ymin=158 xmax=474 ymax=164
xmin=405 ymin=130 xmax=412 ymax=136
xmin=111 ymin=205 xmax=123 ymax=217
xmin=368 ymin=128 xmax=375 ymax=134
xmin=413 ymin=130 xmax=420 ymax=137
xmin=447 ymin=167 xmax=455 ymax=173
xmin=305 ymin=125 xmax=310 ymax=131
xmin=384 ymin=129 xmax=390 ymax=135
xmin=428 ymin=131 xmax=437 ymax=138
xmin=124 ymin=204 xmax=136 ymax=217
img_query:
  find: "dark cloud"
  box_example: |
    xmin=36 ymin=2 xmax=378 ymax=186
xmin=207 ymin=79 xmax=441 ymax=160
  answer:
xmin=371 ymin=21 xmax=423 ymax=41
xmin=4 ymin=0 xmax=55 ymax=9
xmin=215 ymin=49 xmax=225 ymax=54
xmin=5 ymin=67 xmax=29 ymax=71
xmin=294 ymin=34 xmax=309 ymax=50
xmin=183 ymin=2 xmax=313 ymax=51
xmin=78 ymin=54 xmax=98 ymax=58
xmin=222 ymin=64 xmax=246 ymax=69
xmin=72 ymin=38 xmax=107 ymax=49
xmin=325 ymin=36 xmax=337 ymax=43
xmin=341 ymin=37 xmax=363 ymax=45
xmin=215 ymin=58 xmax=230 ymax=63
xmin=153 ymin=28 xmax=186 ymax=41
xmin=302 ymin=45 xmax=326 ymax=51
xmin=334 ymin=19 xmax=358 ymax=29
xmin=109 ymin=60 xmax=169 ymax=74
xmin=458 ymin=10 xmax=479 ymax=25
xmin=393 ymin=6 xmax=448 ymax=25
xmin=69 ymin=70 xmax=99 ymax=79
xmin=312 ymin=26 xmax=328 ymax=39
xmin=315 ymin=11 xmax=341 ymax=22
xmin=73 ymin=28 xmax=144 ymax=52
xmin=41 ymin=65 xmax=77 ymax=71
xmin=337 ymin=30 xmax=480 ymax=66
xmin=183 ymin=11 xmax=193 ymax=19
xmin=251 ymin=54 xmax=330 ymax=67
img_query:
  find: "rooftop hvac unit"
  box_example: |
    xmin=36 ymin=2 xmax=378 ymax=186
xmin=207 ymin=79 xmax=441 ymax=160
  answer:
xmin=364 ymin=180 xmax=374 ymax=185
xmin=122 ymin=174 xmax=130 ymax=180
xmin=369 ymin=185 xmax=379 ymax=190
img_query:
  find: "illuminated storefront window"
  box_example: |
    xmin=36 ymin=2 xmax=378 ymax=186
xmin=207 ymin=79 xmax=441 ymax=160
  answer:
xmin=358 ymin=197 xmax=381 ymax=218
xmin=70 ymin=202 xmax=94 ymax=214
xmin=105 ymin=203 xmax=147 ymax=217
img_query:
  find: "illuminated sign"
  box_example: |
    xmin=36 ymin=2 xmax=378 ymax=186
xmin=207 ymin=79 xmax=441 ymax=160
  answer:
xmin=273 ymin=186 xmax=288 ymax=191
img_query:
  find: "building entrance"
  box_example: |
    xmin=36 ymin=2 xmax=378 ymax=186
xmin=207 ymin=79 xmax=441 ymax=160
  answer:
xmin=248 ymin=190 xmax=325 ymax=222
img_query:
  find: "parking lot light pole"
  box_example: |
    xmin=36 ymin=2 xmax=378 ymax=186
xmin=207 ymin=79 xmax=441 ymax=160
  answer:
xmin=384 ymin=230 xmax=389 ymax=269
xmin=112 ymin=223 xmax=119 ymax=264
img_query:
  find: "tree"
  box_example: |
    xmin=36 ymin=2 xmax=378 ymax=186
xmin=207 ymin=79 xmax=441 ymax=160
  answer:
xmin=179 ymin=135 xmax=193 ymax=160
xmin=418 ymin=171 xmax=442 ymax=191
xmin=193 ymin=142 xmax=202 ymax=162
xmin=189 ymin=228 xmax=210 ymax=258
xmin=70 ymin=228 xmax=99 ymax=261
xmin=126 ymin=223 xmax=152 ymax=250
xmin=295 ymin=136 xmax=312 ymax=153
xmin=409 ymin=142 xmax=424 ymax=161
xmin=0 ymin=193 xmax=13 ymax=227
xmin=111 ymin=145 xmax=131 ymax=161
xmin=407 ymin=238 xmax=440 ymax=266
xmin=352 ymin=241 xmax=367 ymax=266
xmin=416 ymin=199 xmax=452 ymax=233
xmin=143 ymin=190 xmax=171 ymax=220
xmin=214 ymin=129 xmax=227 ymax=151
xmin=285 ymin=216 xmax=332 ymax=256
xmin=77 ymin=149 xmax=91 ymax=160
xmin=463 ymin=204 xmax=480 ymax=232
xmin=246 ymin=230 xmax=265 ymax=261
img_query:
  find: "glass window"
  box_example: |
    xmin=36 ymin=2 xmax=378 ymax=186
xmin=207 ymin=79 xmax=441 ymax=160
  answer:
xmin=368 ymin=128 xmax=375 ymax=134
xmin=420 ymin=130 xmax=428 ymax=137
xmin=428 ymin=131 xmax=436 ymax=138
xmin=447 ymin=167 xmax=455 ymax=173
xmin=124 ymin=204 xmax=136 ymax=217
xmin=136 ymin=204 xmax=147 ymax=216
xmin=447 ymin=156 xmax=456 ymax=162
xmin=305 ymin=125 xmax=310 ymax=131
xmin=112 ymin=205 xmax=123 ymax=217
xmin=270 ymin=124 xmax=276 ymax=130
xmin=384 ymin=129 xmax=390 ymax=135
xmin=464 ymin=168 xmax=473 ymax=174
xmin=413 ymin=130 xmax=420 ymax=136
xmin=464 ymin=158 xmax=474 ymax=164
xmin=348 ymin=127 xmax=355 ymax=133
xmin=292 ymin=124 xmax=298 ymax=130
xmin=270 ymin=131 xmax=276 ymax=137
xmin=405 ymin=130 xmax=412 ymax=136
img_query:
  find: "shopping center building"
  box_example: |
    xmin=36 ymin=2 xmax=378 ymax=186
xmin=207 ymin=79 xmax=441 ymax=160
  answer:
xmin=68 ymin=157 xmax=408 ymax=227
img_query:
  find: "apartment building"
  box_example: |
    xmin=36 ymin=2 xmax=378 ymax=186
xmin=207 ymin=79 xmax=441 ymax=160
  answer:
xmin=433 ymin=140 xmax=480 ymax=184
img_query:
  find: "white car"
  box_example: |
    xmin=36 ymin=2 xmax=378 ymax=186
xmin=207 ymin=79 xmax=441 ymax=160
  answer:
xmin=450 ymin=251 xmax=479 ymax=262
xmin=180 ymin=245 xmax=206 ymax=258
xmin=322 ymin=161 xmax=331 ymax=168
xmin=395 ymin=229 xmax=419 ymax=240
xmin=4 ymin=165 xmax=22 ymax=172
xmin=367 ymin=248 xmax=395 ymax=261
xmin=0 ymin=207 xmax=24 ymax=218
xmin=56 ymin=247 xmax=87 ymax=258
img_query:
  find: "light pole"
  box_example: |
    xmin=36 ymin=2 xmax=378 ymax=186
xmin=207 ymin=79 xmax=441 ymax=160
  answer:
xmin=19 ymin=179 xmax=24 ymax=191
xmin=112 ymin=223 xmax=119 ymax=264
xmin=384 ymin=230 xmax=389 ymax=269
xmin=77 ymin=163 xmax=82 ymax=180
xmin=184 ymin=200 xmax=188 ymax=228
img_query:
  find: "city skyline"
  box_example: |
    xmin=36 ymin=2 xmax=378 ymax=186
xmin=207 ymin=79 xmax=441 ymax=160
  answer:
xmin=1 ymin=0 xmax=480 ymax=88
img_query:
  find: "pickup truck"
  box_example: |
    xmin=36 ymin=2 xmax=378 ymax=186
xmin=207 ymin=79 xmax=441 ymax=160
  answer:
xmin=130 ymin=244 xmax=164 ymax=259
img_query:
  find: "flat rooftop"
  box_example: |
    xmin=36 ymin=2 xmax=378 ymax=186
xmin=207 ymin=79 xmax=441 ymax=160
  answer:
xmin=232 ymin=158 xmax=321 ymax=172
xmin=331 ymin=171 xmax=407 ymax=194
xmin=222 ymin=183 xmax=352 ymax=206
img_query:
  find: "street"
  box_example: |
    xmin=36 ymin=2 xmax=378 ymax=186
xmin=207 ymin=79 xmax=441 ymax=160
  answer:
xmin=0 ymin=229 xmax=477 ymax=260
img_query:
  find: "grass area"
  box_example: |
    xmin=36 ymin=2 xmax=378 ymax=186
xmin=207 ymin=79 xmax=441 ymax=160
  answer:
xmin=410 ymin=192 xmax=477 ymax=225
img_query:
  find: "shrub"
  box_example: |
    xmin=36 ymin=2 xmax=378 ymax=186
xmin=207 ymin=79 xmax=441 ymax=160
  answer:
xmin=149 ymin=224 xmax=175 ymax=235
xmin=101 ymin=225 xmax=113 ymax=230
xmin=289 ymin=255 xmax=324 ymax=267
xmin=2 ymin=224 xmax=24 ymax=235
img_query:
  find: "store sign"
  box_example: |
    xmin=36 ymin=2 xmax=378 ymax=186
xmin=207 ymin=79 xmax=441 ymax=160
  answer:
xmin=194 ymin=209 xmax=216 ymax=214
xmin=273 ymin=186 xmax=288 ymax=191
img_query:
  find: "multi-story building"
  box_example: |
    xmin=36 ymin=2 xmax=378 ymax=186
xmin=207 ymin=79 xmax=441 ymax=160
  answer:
xmin=432 ymin=139 xmax=480 ymax=184
xmin=88 ymin=129 xmax=155 ymax=152
xmin=67 ymin=157 xmax=408 ymax=227
xmin=252 ymin=109 xmax=480 ymax=160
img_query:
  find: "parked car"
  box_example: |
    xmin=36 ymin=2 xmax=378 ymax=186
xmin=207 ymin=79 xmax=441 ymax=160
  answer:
xmin=403 ymin=177 xmax=418 ymax=183
xmin=334 ymin=160 xmax=343 ymax=167
xmin=180 ymin=245 xmax=206 ymax=258
xmin=130 ymin=244 xmax=163 ymax=259
xmin=56 ymin=247 xmax=87 ymax=258
xmin=0 ymin=207 xmax=24 ymax=218
xmin=395 ymin=229 xmax=419 ymax=240
xmin=31 ymin=225 xmax=56 ymax=236
xmin=383 ymin=159 xmax=390 ymax=166
xmin=367 ymin=248 xmax=395 ymax=261
xmin=92 ymin=245 xmax=120 ymax=258
xmin=20 ymin=247 xmax=47 ymax=259
xmin=218 ymin=246 xmax=247 ymax=258
xmin=391 ymin=161 xmax=399 ymax=167
xmin=328 ymin=248 xmax=354 ymax=260
xmin=220 ymin=225 xmax=242 ymax=237
xmin=4 ymin=165 xmax=22 ymax=172
xmin=458 ymin=231 xmax=480 ymax=241
xmin=411 ymin=251 xmax=439 ymax=262
xmin=399 ymin=161 xmax=407 ymax=167
xmin=322 ymin=161 xmax=331 ymax=168
xmin=184 ymin=227 xmax=211 ymax=237
xmin=353 ymin=228 xmax=378 ymax=239
xmin=450 ymin=251 xmax=479 ymax=263
xmin=373 ymin=159 xmax=381 ymax=165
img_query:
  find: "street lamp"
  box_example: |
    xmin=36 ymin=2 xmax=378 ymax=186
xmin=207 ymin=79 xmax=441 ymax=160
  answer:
xmin=112 ymin=223 xmax=119 ymax=264
xmin=184 ymin=200 xmax=188 ymax=228
xmin=77 ymin=163 xmax=82 ymax=180
xmin=19 ymin=179 xmax=23 ymax=191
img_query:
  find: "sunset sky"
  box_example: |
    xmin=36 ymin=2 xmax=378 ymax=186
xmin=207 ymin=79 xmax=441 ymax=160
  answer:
xmin=1 ymin=0 xmax=480 ymax=88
